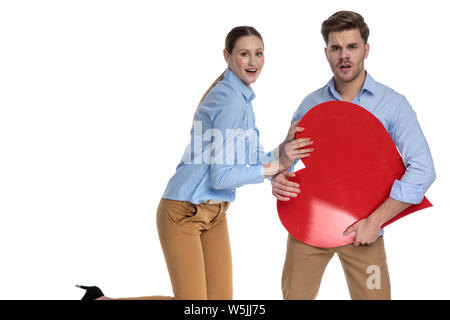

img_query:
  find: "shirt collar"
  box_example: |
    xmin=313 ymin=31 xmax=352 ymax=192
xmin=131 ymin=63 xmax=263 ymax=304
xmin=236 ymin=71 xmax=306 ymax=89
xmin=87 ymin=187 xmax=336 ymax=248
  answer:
xmin=224 ymin=68 xmax=256 ymax=103
xmin=361 ymin=72 xmax=377 ymax=95
xmin=326 ymin=71 xmax=376 ymax=100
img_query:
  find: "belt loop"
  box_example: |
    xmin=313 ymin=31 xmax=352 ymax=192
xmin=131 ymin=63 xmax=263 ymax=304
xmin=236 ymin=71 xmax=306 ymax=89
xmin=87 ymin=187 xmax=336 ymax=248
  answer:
xmin=220 ymin=201 xmax=229 ymax=213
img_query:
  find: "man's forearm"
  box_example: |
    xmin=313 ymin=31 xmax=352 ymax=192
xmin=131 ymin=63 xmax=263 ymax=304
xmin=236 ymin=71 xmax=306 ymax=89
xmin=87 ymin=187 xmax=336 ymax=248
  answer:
xmin=368 ymin=197 xmax=411 ymax=228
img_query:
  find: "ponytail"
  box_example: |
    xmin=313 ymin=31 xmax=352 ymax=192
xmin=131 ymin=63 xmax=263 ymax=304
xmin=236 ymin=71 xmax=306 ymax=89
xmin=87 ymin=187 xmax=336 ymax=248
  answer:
xmin=192 ymin=69 xmax=227 ymax=122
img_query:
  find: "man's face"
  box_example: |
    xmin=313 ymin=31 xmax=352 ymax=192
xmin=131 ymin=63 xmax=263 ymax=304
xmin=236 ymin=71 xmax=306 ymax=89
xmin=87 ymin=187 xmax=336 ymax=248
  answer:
xmin=324 ymin=28 xmax=369 ymax=83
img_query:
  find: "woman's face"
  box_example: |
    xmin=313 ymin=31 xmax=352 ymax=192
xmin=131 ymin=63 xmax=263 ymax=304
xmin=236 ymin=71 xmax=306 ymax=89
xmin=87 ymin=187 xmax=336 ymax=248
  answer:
xmin=224 ymin=35 xmax=264 ymax=87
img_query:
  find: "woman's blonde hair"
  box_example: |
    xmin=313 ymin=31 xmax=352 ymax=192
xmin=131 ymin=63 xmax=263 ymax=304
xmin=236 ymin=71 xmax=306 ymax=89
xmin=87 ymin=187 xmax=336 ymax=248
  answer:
xmin=192 ymin=26 xmax=263 ymax=122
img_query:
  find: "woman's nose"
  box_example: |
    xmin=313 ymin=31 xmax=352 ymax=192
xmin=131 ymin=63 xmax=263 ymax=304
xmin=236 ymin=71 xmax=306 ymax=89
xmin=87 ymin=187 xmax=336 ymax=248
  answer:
xmin=248 ymin=55 xmax=257 ymax=66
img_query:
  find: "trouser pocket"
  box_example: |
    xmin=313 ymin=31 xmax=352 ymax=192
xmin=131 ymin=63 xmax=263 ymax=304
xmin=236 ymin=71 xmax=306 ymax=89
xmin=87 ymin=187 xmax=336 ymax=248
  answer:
xmin=162 ymin=199 xmax=198 ymax=224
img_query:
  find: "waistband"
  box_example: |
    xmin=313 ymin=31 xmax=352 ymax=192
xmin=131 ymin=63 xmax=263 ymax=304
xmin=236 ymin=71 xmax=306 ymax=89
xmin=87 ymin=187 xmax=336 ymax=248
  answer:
xmin=203 ymin=200 xmax=227 ymax=204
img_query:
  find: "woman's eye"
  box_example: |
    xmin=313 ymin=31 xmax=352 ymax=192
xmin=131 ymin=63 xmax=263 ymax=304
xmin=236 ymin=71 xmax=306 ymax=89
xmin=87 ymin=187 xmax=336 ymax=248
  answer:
xmin=241 ymin=52 xmax=248 ymax=57
xmin=256 ymin=52 xmax=263 ymax=57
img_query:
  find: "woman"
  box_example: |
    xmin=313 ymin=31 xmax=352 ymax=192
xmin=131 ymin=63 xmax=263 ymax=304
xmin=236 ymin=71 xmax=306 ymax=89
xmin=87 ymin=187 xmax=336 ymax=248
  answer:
xmin=77 ymin=26 xmax=313 ymax=300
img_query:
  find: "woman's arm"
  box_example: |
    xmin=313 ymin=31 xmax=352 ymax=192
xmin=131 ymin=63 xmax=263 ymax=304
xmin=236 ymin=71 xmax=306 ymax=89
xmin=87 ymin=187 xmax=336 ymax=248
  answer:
xmin=207 ymin=98 xmax=266 ymax=189
xmin=263 ymin=138 xmax=313 ymax=178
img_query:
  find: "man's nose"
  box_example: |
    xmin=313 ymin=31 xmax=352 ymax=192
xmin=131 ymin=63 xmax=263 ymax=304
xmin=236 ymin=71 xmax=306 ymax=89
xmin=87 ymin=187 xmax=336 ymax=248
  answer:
xmin=340 ymin=48 xmax=350 ymax=59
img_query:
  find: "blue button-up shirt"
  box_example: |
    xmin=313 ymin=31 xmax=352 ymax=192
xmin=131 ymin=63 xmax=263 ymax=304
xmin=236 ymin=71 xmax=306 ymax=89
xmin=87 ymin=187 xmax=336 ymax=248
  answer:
xmin=162 ymin=68 xmax=274 ymax=204
xmin=290 ymin=72 xmax=436 ymax=205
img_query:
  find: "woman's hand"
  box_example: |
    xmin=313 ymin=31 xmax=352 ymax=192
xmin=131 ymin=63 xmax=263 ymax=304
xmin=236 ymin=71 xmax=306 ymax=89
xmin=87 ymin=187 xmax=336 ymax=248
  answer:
xmin=279 ymin=138 xmax=314 ymax=171
xmin=264 ymin=122 xmax=313 ymax=178
xmin=272 ymin=171 xmax=300 ymax=201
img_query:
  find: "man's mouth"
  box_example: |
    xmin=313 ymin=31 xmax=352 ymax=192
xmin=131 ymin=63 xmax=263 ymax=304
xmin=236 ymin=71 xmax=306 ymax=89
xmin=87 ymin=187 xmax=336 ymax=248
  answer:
xmin=339 ymin=64 xmax=351 ymax=72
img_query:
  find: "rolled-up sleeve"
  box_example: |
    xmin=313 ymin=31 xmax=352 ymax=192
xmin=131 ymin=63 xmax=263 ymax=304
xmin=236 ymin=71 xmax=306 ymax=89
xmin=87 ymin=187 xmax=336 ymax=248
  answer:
xmin=389 ymin=97 xmax=436 ymax=204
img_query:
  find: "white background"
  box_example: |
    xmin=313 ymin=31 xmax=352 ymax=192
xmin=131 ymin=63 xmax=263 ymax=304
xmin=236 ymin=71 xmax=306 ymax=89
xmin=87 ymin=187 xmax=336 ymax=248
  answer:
xmin=1 ymin=0 xmax=449 ymax=300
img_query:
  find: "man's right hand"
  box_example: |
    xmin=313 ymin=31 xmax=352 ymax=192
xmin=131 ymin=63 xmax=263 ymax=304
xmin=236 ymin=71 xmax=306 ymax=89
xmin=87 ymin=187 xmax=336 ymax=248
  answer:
xmin=272 ymin=171 xmax=301 ymax=201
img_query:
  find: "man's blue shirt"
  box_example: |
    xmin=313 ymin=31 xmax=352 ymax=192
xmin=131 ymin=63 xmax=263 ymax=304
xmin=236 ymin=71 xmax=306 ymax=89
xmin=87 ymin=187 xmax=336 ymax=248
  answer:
xmin=290 ymin=72 xmax=435 ymax=205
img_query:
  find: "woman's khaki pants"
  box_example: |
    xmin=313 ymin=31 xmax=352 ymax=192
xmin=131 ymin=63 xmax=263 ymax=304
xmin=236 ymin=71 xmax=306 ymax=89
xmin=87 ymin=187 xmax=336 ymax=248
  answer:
xmin=117 ymin=198 xmax=232 ymax=300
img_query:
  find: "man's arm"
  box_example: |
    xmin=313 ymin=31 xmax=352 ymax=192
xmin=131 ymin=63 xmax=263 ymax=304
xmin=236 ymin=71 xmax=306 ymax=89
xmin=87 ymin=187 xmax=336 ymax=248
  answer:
xmin=344 ymin=96 xmax=436 ymax=246
xmin=343 ymin=197 xmax=411 ymax=246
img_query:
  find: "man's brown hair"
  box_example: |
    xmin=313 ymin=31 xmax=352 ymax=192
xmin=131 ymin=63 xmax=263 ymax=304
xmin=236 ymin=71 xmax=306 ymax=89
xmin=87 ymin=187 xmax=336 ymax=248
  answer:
xmin=321 ymin=11 xmax=370 ymax=44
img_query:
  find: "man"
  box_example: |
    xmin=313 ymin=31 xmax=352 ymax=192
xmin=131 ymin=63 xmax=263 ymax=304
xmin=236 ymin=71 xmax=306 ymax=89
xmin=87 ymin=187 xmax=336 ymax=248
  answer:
xmin=272 ymin=11 xmax=436 ymax=300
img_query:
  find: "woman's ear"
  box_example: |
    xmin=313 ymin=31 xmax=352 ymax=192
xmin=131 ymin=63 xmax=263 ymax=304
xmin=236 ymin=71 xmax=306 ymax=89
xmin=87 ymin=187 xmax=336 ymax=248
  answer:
xmin=223 ymin=48 xmax=230 ymax=66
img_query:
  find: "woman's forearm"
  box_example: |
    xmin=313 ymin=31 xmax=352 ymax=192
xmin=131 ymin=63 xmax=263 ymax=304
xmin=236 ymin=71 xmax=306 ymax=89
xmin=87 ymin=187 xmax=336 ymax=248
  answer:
xmin=263 ymin=160 xmax=286 ymax=178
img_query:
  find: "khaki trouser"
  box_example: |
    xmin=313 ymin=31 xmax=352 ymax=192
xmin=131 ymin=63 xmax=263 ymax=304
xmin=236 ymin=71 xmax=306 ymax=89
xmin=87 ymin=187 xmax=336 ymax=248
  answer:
xmin=282 ymin=234 xmax=391 ymax=300
xmin=117 ymin=198 xmax=232 ymax=300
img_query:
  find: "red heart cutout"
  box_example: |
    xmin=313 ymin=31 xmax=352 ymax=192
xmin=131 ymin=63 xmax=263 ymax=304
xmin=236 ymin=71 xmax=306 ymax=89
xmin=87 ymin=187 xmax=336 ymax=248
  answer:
xmin=277 ymin=101 xmax=432 ymax=248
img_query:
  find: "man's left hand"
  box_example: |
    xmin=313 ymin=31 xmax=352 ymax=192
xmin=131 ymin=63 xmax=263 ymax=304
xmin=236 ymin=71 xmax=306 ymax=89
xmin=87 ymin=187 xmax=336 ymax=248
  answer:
xmin=343 ymin=217 xmax=381 ymax=246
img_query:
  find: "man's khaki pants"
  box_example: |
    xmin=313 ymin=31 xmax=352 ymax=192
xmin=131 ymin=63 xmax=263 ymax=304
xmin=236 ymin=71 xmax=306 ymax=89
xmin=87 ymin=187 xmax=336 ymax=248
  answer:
xmin=282 ymin=234 xmax=391 ymax=300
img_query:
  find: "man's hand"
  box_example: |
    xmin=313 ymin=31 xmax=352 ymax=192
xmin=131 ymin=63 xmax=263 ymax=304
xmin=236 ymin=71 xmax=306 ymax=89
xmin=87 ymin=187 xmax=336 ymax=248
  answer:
xmin=343 ymin=197 xmax=411 ymax=246
xmin=286 ymin=119 xmax=304 ymax=142
xmin=343 ymin=217 xmax=381 ymax=246
xmin=272 ymin=171 xmax=301 ymax=201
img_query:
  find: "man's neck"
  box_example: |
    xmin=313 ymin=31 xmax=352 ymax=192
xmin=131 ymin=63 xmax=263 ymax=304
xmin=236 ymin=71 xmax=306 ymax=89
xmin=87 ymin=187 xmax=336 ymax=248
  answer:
xmin=334 ymin=70 xmax=367 ymax=102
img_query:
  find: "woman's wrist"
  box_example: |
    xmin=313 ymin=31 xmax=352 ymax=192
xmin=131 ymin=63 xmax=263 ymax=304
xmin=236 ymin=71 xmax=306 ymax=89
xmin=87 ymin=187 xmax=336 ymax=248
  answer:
xmin=269 ymin=141 xmax=285 ymax=161
xmin=263 ymin=161 xmax=275 ymax=177
xmin=264 ymin=160 xmax=287 ymax=177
